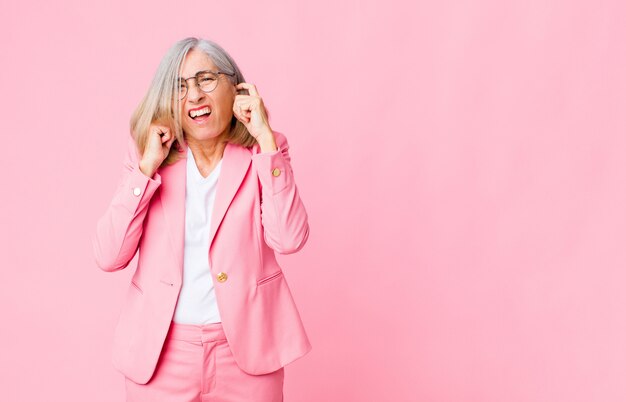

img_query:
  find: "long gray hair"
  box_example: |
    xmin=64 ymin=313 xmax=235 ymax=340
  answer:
xmin=129 ymin=37 xmax=263 ymax=166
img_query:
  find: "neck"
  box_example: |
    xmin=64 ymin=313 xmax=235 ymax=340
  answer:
xmin=185 ymin=133 xmax=227 ymax=165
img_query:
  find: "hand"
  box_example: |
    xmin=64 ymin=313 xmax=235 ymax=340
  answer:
xmin=140 ymin=122 xmax=177 ymax=172
xmin=233 ymin=82 xmax=273 ymax=141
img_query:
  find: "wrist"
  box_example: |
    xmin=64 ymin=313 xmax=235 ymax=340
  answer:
xmin=139 ymin=159 xmax=156 ymax=178
xmin=258 ymin=139 xmax=278 ymax=153
xmin=256 ymin=132 xmax=277 ymax=153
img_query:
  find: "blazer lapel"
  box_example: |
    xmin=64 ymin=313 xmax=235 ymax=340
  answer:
xmin=158 ymin=140 xmax=252 ymax=281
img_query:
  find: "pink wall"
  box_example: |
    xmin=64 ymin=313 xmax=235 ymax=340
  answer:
xmin=1 ymin=0 xmax=625 ymax=401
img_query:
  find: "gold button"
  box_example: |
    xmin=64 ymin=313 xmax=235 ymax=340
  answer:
xmin=271 ymin=168 xmax=281 ymax=177
xmin=216 ymin=272 xmax=228 ymax=282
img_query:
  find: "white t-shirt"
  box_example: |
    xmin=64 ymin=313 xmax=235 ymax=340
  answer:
xmin=172 ymin=147 xmax=223 ymax=324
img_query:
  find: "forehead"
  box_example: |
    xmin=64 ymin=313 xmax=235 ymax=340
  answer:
xmin=179 ymin=49 xmax=217 ymax=77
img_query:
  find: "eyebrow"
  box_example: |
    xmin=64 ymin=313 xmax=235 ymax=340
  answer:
xmin=178 ymin=69 xmax=217 ymax=81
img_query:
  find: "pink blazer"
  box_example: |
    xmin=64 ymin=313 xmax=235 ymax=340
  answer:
xmin=92 ymin=130 xmax=312 ymax=384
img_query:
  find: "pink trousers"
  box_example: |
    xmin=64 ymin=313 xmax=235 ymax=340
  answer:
xmin=124 ymin=321 xmax=284 ymax=402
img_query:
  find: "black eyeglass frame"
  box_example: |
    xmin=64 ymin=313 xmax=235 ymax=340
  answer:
xmin=177 ymin=70 xmax=236 ymax=100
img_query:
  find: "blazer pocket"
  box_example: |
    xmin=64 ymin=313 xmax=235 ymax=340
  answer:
xmin=130 ymin=280 xmax=144 ymax=295
xmin=257 ymin=271 xmax=283 ymax=286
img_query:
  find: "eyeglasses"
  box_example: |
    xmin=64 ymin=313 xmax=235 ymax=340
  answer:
xmin=177 ymin=70 xmax=235 ymax=100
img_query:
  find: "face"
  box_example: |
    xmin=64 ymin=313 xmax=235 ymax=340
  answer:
xmin=177 ymin=49 xmax=237 ymax=143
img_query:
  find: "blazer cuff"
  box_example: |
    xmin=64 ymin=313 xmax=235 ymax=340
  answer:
xmin=251 ymin=146 xmax=291 ymax=195
xmin=114 ymin=160 xmax=162 ymax=215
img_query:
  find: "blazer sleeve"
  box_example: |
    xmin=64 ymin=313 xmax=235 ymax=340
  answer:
xmin=91 ymin=133 xmax=163 ymax=272
xmin=250 ymin=131 xmax=310 ymax=254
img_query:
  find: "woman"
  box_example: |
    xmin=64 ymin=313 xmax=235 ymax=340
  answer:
xmin=92 ymin=37 xmax=312 ymax=402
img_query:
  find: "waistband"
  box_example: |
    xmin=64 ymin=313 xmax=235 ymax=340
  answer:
xmin=166 ymin=320 xmax=227 ymax=343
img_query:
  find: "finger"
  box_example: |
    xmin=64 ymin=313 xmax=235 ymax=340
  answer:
xmin=236 ymin=82 xmax=259 ymax=97
xmin=232 ymin=106 xmax=246 ymax=123
xmin=233 ymin=103 xmax=243 ymax=119
xmin=236 ymin=107 xmax=250 ymax=123
xmin=237 ymin=100 xmax=254 ymax=112
xmin=234 ymin=102 xmax=251 ymax=116
xmin=156 ymin=127 xmax=168 ymax=137
xmin=234 ymin=96 xmax=253 ymax=109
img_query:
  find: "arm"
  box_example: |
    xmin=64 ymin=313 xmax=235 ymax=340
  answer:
xmin=91 ymin=133 xmax=162 ymax=272
xmin=251 ymin=131 xmax=310 ymax=254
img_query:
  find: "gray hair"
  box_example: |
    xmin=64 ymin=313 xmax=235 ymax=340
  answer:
xmin=129 ymin=37 xmax=262 ymax=166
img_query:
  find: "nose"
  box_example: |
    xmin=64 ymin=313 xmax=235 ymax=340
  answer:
xmin=186 ymin=80 xmax=206 ymax=103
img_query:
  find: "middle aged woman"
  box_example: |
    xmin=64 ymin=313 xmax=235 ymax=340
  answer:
xmin=92 ymin=37 xmax=312 ymax=402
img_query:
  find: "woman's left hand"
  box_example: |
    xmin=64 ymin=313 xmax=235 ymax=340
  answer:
xmin=233 ymin=82 xmax=273 ymax=141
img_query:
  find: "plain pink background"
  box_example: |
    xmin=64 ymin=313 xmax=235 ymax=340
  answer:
xmin=1 ymin=0 xmax=625 ymax=401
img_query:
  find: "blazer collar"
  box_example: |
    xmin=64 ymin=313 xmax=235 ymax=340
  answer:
xmin=157 ymin=140 xmax=252 ymax=282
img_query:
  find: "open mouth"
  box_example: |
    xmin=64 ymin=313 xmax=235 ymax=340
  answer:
xmin=189 ymin=106 xmax=211 ymax=121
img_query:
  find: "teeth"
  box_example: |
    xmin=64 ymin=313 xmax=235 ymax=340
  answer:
xmin=190 ymin=107 xmax=210 ymax=118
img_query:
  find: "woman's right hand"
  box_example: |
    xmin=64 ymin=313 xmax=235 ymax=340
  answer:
xmin=139 ymin=123 xmax=177 ymax=178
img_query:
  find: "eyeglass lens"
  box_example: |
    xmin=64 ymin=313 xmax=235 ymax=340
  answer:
xmin=178 ymin=72 xmax=219 ymax=99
